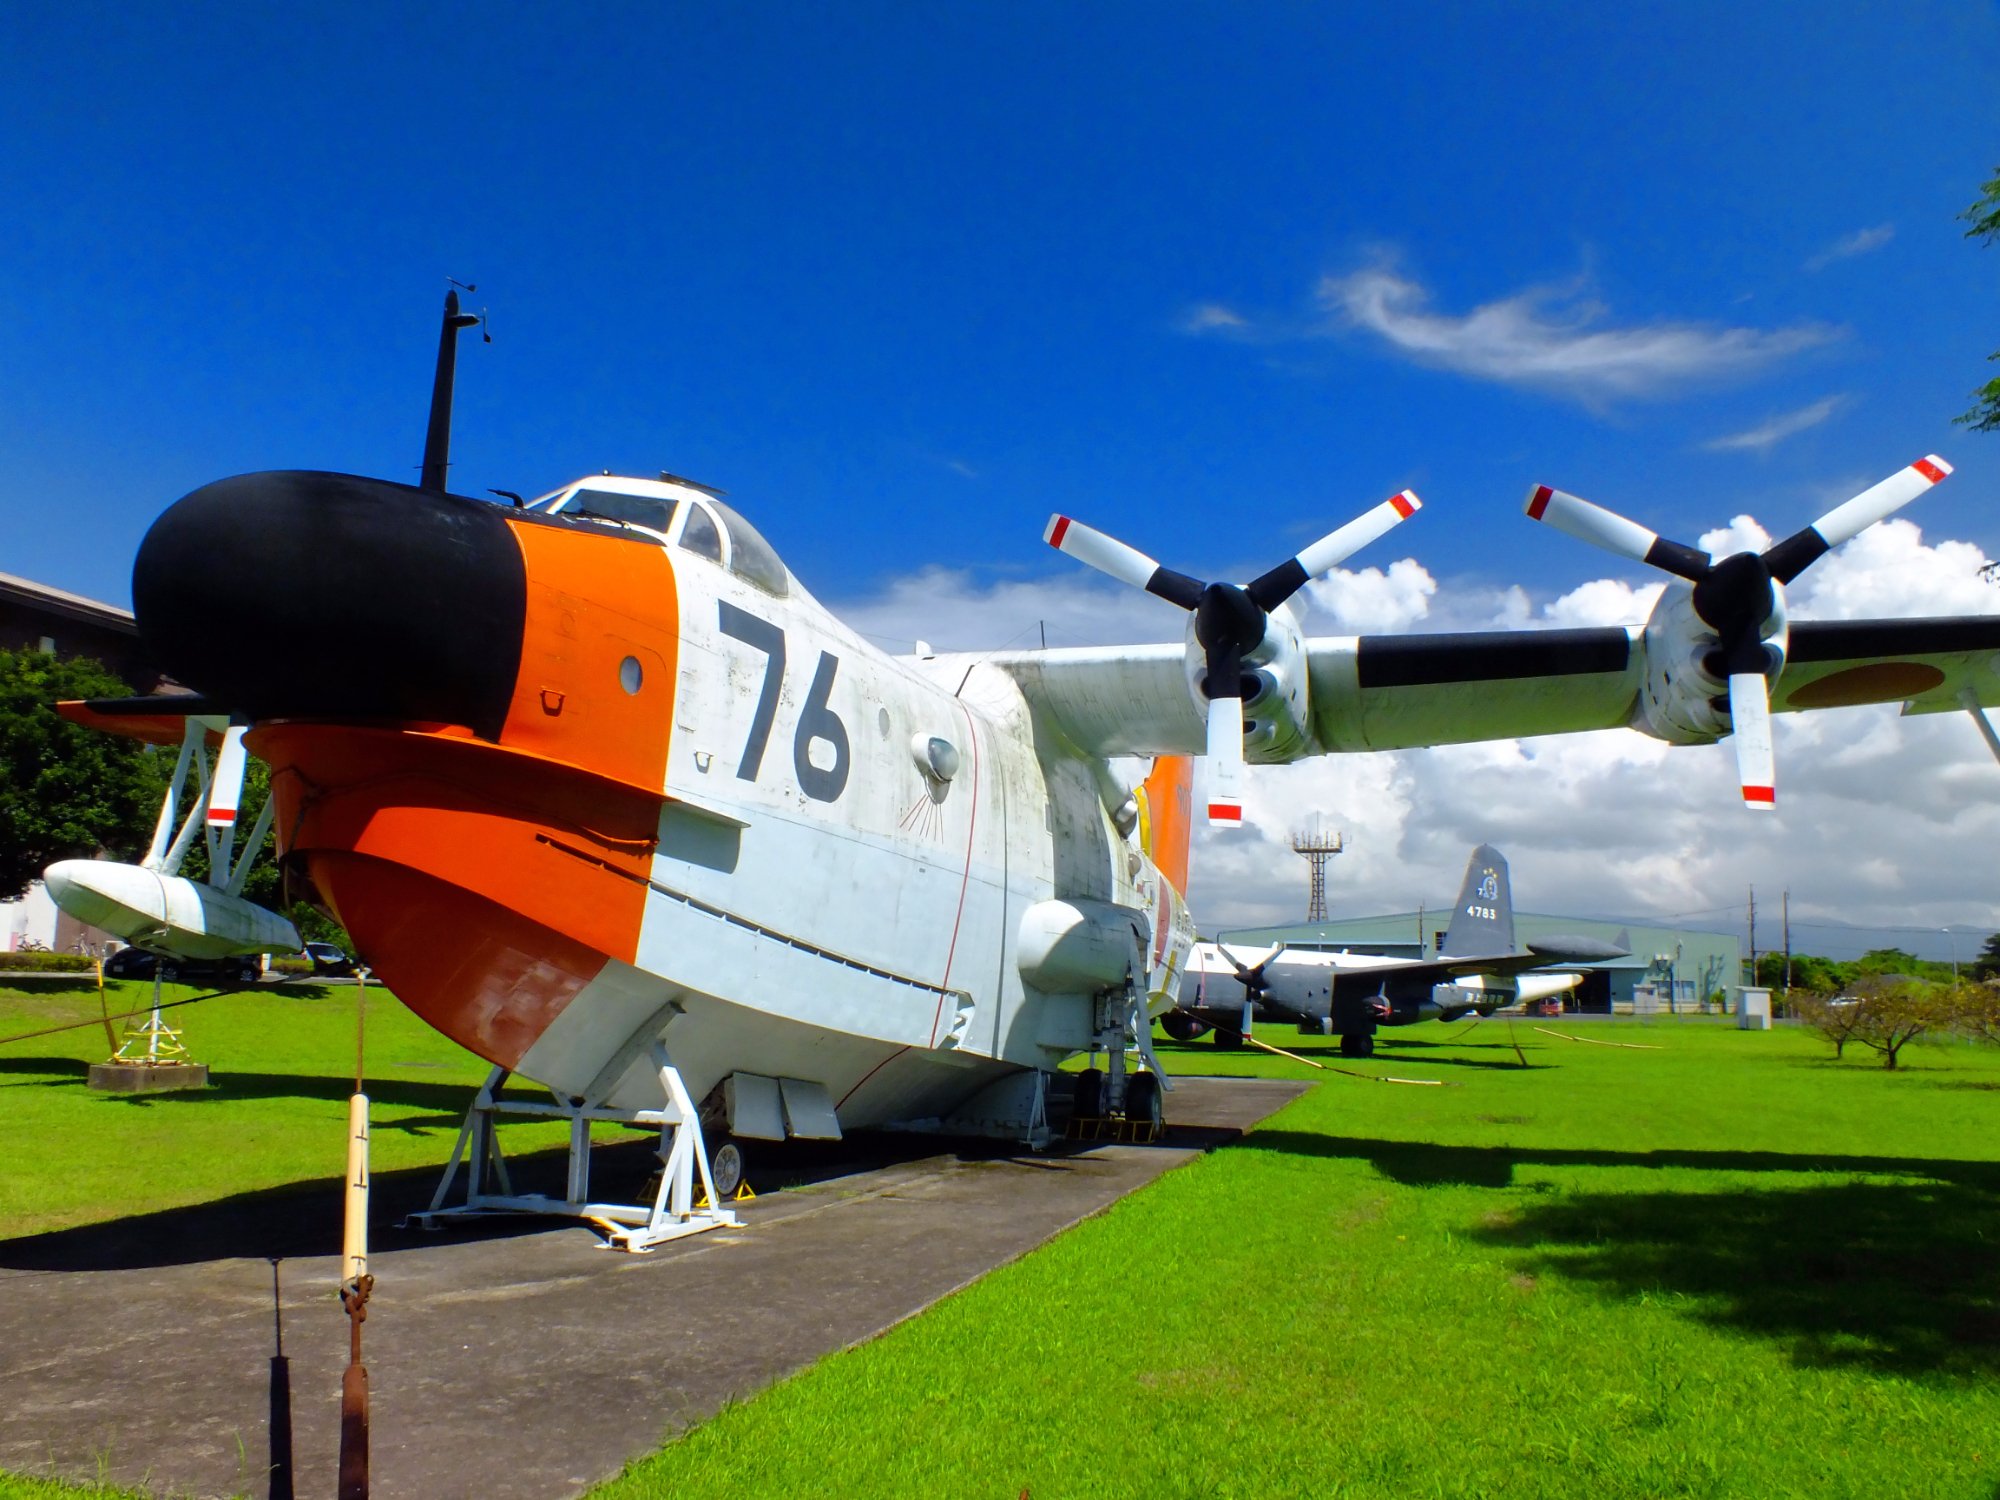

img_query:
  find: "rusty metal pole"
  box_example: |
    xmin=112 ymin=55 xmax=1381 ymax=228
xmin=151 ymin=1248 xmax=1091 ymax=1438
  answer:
xmin=95 ymin=957 xmax=117 ymax=1055
xmin=336 ymin=972 xmax=372 ymax=1499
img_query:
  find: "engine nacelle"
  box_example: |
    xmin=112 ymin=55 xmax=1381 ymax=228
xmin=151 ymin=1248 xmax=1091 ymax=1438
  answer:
xmin=1632 ymin=580 xmax=1789 ymax=745
xmin=1183 ymin=598 xmax=1313 ymax=763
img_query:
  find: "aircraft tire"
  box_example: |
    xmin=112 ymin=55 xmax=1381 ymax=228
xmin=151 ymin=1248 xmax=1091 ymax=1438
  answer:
xmin=1161 ymin=1011 xmax=1208 ymax=1042
xmin=1071 ymin=1068 xmax=1105 ymax=1121
xmin=1339 ymin=1030 xmax=1375 ymax=1059
xmin=1124 ymin=1072 xmax=1164 ymax=1135
xmin=709 ymin=1139 xmax=747 ymax=1200
xmin=1211 ymin=1028 xmax=1244 ymax=1049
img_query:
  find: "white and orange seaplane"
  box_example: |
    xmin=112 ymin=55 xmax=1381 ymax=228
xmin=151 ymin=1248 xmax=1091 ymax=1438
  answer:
xmin=46 ymin=294 xmax=2000 ymax=1248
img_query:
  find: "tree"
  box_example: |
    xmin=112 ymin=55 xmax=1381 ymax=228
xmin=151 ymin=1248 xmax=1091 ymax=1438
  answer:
xmin=0 ymin=649 xmax=163 ymax=899
xmin=1969 ymin=932 xmax=2000 ymax=984
xmin=1848 ymin=977 xmax=1953 ymax=1070
xmin=1959 ymin=168 xmax=2000 ymax=432
xmin=1791 ymin=989 xmax=1871 ymax=1061
xmin=1852 ymin=947 xmax=1921 ymax=978
xmin=1951 ymin=980 xmax=2000 ymax=1048
xmin=1756 ymin=950 xmax=1852 ymax=993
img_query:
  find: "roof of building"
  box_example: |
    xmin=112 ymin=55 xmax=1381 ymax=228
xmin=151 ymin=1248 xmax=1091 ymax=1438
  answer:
xmin=0 ymin=571 xmax=135 ymax=633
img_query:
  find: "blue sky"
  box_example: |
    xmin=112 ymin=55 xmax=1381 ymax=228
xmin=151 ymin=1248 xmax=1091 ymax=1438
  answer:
xmin=8 ymin=3 xmax=2000 ymax=941
xmin=7 ymin=3 xmax=1997 ymax=612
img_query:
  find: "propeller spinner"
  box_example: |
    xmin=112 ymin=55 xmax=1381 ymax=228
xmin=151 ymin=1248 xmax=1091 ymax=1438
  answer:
xmin=1047 ymin=490 xmax=1421 ymax=825
xmin=1525 ymin=455 xmax=1953 ymax=810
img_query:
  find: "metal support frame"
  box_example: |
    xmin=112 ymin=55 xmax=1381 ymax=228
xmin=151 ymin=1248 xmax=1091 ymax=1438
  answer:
xmin=1961 ymin=688 xmax=2000 ymax=767
xmin=406 ymin=1045 xmax=737 ymax=1253
xmin=1083 ymin=970 xmax=1173 ymax=1122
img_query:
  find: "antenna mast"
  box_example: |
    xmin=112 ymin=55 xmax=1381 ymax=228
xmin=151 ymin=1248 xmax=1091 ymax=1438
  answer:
xmin=1289 ymin=825 xmax=1347 ymax=924
xmin=420 ymin=284 xmax=486 ymax=492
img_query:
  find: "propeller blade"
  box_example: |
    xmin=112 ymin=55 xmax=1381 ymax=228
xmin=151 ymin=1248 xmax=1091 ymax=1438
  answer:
xmin=1203 ymin=694 xmax=1245 ymax=826
xmin=1216 ymin=941 xmax=1285 ymax=983
xmin=1727 ymin=673 xmax=1776 ymax=811
xmin=1246 ymin=490 xmax=1423 ymax=610
xmin=1524 ymin=485 xmax=1710 ymax=581
xmin=1043 ymin=515 xmax=1203 ymax=608
xmin=1763 ymin=455 xmax=1953 ymax=584
xmin=207 ymin=725 xmax=248 ymax=827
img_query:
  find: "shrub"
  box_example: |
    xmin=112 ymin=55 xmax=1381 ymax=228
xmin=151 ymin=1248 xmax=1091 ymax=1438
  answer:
xmin=0 ymin=950 xmax=97 ymax=973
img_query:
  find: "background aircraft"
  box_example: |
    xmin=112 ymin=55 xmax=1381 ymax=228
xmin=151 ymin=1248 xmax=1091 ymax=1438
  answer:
xmin=1166 ymin=845 xmax=1625 ymax=1055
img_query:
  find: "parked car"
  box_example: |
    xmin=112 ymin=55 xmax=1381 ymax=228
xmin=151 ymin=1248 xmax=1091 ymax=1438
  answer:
xmin=103 ymin=947 xmax=261 ymax=986
xmin=303 ymin=942 xmax=356 ymax=977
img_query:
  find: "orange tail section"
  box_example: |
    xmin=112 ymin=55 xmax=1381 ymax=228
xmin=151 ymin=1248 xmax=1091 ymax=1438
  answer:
xmin=1135 ymin=755 xmax=1194 ymax=896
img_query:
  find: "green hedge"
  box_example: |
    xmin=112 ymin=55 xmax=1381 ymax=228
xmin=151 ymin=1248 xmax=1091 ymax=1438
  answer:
xmin=0 ymin=952 xmax=97 ymax=973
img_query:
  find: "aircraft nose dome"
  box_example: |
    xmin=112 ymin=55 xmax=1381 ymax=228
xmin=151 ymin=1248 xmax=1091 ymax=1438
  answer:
xmin=133 ymin=471 xmax=527 ymax=739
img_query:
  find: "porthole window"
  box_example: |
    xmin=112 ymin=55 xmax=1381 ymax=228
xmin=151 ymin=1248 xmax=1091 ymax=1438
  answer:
xmin=620 ymin=656 xmax=643 ymax=695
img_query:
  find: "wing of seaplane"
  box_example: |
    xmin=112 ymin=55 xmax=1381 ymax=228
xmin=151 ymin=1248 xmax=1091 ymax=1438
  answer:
xmin=1003 ymin=456 xmax=2000 ymax=816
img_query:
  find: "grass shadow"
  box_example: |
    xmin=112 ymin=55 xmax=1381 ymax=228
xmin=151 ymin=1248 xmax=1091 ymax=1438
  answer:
xmin=1473 ymin=1179 xmax=2000 ymax=1380
xmin=0 ymin=974 xmax=111 ymax=997
xmin=1233 ymin=1130 xmax=2000 ymax=1191
xmin=1156 ymin=1038 xmax=1549 ymax=1072
xmin=0 ymin=1106 xmax=1204 ymax=1273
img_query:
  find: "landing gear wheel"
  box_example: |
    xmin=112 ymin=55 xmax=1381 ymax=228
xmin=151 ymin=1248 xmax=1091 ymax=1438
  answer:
xmin=1339 ymin=1030 xmax=1376 ymax=1059
xmin=708 ymin=1139 xmax=746 ymax=1200
xmin=1161 ymin=1011 xmax=1208 ymax=1042
xmin=1071 ymin=1068 xmax=1105 ymax=1121
xmin=1123 ymin=1072 xmax=1164 ymax=1137
xmin=1211 ymin=1027 xmax=1244 ymax=1049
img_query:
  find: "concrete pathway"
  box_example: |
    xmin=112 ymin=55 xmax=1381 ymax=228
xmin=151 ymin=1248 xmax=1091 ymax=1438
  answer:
xmin=0 ymin=1076 xmax=1304 ymax=1499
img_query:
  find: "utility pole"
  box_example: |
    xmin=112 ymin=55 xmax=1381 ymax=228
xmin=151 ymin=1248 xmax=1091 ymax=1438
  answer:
xmin=1747 ymin=886 xmax=1758 ymax=989
xmin=1783 ymin=890 xmax=1792 ymax=1000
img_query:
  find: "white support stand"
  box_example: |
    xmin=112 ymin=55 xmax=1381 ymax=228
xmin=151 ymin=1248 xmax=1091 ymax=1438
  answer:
xmin=406 ymin=1045 xmax=737 ymax=1253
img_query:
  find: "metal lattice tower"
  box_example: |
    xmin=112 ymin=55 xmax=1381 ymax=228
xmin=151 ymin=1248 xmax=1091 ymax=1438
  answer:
xmin=1289 ymin=827 xmax=1347 ymax=923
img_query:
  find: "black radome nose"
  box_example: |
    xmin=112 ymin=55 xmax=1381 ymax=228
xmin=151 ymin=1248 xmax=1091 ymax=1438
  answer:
xmin=133 ymin=471 xmax=527 ymax=739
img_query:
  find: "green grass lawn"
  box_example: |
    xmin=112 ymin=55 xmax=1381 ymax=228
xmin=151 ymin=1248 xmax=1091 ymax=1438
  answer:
xmin=589 ymin=1018 xmax=2000 ymax=1500
xmin=4 ymin=998 xmax=1997 ymax=1499
xmin=0 ymin=975 xmax=579 ymax=1240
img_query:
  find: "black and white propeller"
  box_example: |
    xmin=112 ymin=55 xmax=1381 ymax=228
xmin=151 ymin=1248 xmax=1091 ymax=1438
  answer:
xmin=1215 ymin=940 xmax=1285 ymax=1000
xmin=1045 ymin=490 xmax=1421 ymax=825
xmin=1525 ymin=455 xmax=1953 ymax=810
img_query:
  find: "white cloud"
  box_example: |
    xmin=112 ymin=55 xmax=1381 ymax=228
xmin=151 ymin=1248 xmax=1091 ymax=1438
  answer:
xmin=1805 ymin=223 xmax=1895 ymax=272
xmin=1698 ymin=514 xmax=1774 ymax=559
xmin=1179 ymin=303 xmax=1250 ymax=334
xmin=1302 ymin=557 xmax=1436 ymax=632
xmin=1786 ymin=517 xmax=1999 ymax=619
xmin=1702 ymin=395 xmax=1846 ymax=454
xmin=832 ymin=514 xmax=2000 ymax=937
xmin=1316 ymin=263 xmax=1838 ymax=402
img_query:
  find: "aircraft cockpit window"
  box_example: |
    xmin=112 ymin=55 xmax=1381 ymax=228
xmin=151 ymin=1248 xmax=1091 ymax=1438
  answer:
xmin=678 ymin=503 xmax=723 ymax=562
xmin=560 ymin=488 xmax=681 ymax=538
xmin=710 ymin=500 xmax=790 ymax=597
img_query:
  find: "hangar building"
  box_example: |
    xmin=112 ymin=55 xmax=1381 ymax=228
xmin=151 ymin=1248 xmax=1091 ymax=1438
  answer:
xmin=1225 ymin=910 xmax=1742 ymax=1014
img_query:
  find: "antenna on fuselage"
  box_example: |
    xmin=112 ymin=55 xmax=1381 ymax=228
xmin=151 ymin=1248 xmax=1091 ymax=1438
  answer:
xmin=419 ymin=281 xmax=486 ymax=492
